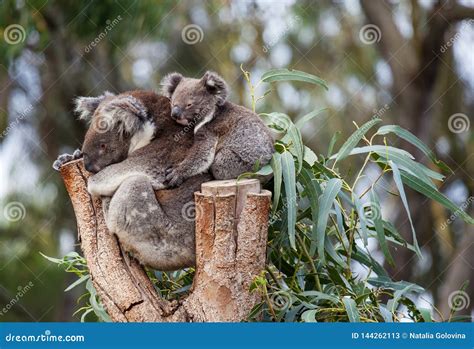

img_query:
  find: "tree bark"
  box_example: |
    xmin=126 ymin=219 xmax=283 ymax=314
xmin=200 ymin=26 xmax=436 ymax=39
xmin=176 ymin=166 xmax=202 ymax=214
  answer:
xmin=59 ymin=158 xmax=271 ymax=322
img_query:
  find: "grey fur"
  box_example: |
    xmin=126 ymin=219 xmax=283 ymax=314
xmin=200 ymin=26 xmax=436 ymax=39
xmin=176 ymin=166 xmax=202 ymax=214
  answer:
xmin=55 ymin=90 xmax=211 ymax=270
xmin=161 ymin=71 xmax=274 ymax=187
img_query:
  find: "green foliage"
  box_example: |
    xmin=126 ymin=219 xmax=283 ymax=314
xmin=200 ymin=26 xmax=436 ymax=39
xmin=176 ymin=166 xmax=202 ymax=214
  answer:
xmin=40 ymin=252 xmax=110 ymax=322
xmin=41 ymin=251 xmax=194 ymax=321
xmin=44 ymin=68 xmax=473 ymax=323
xmin=149 ymin=269 xmax=195 ymax=301
xmin=245 ymin=68 xmax=474 ymax=322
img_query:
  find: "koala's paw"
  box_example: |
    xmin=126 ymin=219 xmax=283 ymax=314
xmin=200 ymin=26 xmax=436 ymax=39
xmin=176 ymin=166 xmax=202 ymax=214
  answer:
xmin=52 ymin=149 xmax=82 ymax=171
xmin=165 ymin=166 xmax=185 ymax=187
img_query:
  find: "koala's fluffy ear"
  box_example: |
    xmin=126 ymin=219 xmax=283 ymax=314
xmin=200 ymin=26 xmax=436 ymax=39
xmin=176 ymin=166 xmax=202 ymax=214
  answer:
xmin=105 ymin=95 xmax=148 ymax=136
xmin=201 ymin=71 xmax=228 ymax=106
xmin=160 ymin=72 xmax=183 ymax=98
xmin=74 ymin=91 xmax=114 ymax=121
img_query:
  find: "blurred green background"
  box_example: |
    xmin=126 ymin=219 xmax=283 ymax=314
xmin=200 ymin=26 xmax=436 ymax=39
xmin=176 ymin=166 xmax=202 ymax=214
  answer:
xmin=0 ymin=0 xmax=472 ymax=321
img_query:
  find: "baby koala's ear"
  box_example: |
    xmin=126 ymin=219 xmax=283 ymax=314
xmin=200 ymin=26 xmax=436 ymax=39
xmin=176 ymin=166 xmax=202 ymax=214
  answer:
xmin=160 ymin=72 xmax=183 ymax=98
xmin=202 ymin=71 xmax=228 ymax=106
xmin=74 ymin=91 xmax=114 ymax=121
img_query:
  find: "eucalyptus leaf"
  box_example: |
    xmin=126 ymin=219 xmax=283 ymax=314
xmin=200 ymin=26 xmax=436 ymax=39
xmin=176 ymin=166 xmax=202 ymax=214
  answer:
xmin=334 ymin=118 xmax=381 ymax=163
xmin=261 ymin=68 xmax=328 ymax=90
xmin=390 ymin=161 xmax=422 ymax=256
xmin=342 ymin=297 xmax=360 ymax=322
xmin=313 ymin=178 xmax=342 ymax=261
xmin=64 ymin=274 xmax=90 ymax=292
xmin=281 ymin=151 xmax=297 ymax=249
xmin=271 ymin=152 xmax=283 ymax=211
xmin=376 ymin=125 xmax=451 ymax=172
xmin=370 ymin=189 xmax=394 ymax=266
xmin=295 ymin=108 xmax=327 ymax=130
xmin=400 ymin=169 xmax=474 ymax=225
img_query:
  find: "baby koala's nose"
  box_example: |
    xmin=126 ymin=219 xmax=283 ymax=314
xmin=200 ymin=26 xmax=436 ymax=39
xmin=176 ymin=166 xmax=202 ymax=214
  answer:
xmin=171 ymin=106 xmax=182 ymax=119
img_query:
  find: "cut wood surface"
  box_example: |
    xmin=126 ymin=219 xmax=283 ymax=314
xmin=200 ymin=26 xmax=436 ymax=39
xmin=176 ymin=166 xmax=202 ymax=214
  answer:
xmin=59 ymin=158 xmax=271 ymax=322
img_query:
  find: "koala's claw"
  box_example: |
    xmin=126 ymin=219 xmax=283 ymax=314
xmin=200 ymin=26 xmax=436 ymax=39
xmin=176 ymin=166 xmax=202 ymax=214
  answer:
xmin=52 ymin=149 xmax=83 ymax=171
xmin=165 ymin=166 xmax=184 ymax=187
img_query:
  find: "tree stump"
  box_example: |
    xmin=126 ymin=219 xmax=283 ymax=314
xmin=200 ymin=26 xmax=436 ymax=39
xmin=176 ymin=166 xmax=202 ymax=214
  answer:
xmin=59 ymin=159 xmax=271 ymax=322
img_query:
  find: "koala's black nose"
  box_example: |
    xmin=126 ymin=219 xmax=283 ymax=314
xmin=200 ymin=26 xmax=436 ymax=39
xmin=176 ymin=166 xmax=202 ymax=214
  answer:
xmin=171 ymin=106 xmax=182 ymax=119
xmin=83 ymin=154 xmax=98 ymax=173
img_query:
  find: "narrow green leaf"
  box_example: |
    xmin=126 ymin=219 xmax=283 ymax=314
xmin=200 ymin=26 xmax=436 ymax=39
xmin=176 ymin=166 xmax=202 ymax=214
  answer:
xmin=64 ymin=274 xmax=90 ymax=292
xmin=80 ymin=308 xmax=94 ymax=323
xmin=377 ymin=151 xmax=442 ymax=184
xmin=295 ymin=108 xmax=327 ymax=130
xmin=330 ymin=145 xmax=414 ymax=160
xmin=283 ymin=124 xmax=304 ymax=173
xmin=351 ymin=250 xmax=389 ymax=278
xmin=39 ymin=252 xmax=63 ymax=264
xmin=334 ymin=118 xmax=381 ymax=163
xmin=390 ymin=161 xmax=422 ymax=256
xmin=313 ymin=178 xmax=342 ymax=261
xmin=86 ymin=279 xmax=111 ymax=322
xmin=325 ymin=236 xmax=346 ymax=268
xmin=260 ymin=112 xmax=292 ymax=132
xmin=261 ymin=68 xmax=328 ymax=90
xmin=342 ymin=296 xmax=360 ymax=322
xmin=334 ymin=203 xmax=349 ymax=249
xmin=379 ymin=305 xmax=393 ymax=322
xmin=281 ymin=151 xmax=297 ymax=249
xmin=400 ymin=170 xmax=474 ymax=225
xmin=390 ymin=283 xmax=424 ymax=313
xmin=301 ymin=309 xmax=318 ymax=322
xmin=331 ymin=143 xmax=443 ymax=185
xmin=303 ymin=146 xmax=318 ymax=166
xmin=300 ymin=167 xmax=321 ymax=255
xmin=353 ymin=196 xmax=368 ymax=245
xmin=367 ymin=277 xmax=424 ymax=293
xmin=419 ymin=308 xmax=433 ymax=322
xmin=376 ymin=125 xmax=451 ymax=172
xmin=300 ymin=291 xmax=340 ymax=304
xmin=327 ymin=131 xmax=341 ymax=157
xmin=370 ymin=189 xmax=394 ymax=266
xmin=271 ymin=152 xmax=282 ymax=211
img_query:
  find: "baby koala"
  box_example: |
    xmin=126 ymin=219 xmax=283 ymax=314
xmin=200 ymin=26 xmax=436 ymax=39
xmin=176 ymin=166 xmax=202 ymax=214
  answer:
xmin=161 ymin=71 xmax=274 ymax=187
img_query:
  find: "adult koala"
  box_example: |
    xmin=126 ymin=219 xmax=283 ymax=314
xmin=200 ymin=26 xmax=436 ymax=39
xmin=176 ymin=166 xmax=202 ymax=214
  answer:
xmin=54 ymin=91 xmax=211 ymax=270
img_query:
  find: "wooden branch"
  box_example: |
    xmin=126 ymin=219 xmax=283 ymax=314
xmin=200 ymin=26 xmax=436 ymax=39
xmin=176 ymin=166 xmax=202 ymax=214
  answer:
xmin=442 ymin=3 xmax=474 ymax=22
xmin=59 ymin=159 xmax=271 ymax=322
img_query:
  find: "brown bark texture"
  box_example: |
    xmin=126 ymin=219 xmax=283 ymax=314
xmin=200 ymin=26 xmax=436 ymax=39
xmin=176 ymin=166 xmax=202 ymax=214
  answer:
xmin=59 ymin=158 xmax=271 ymax=322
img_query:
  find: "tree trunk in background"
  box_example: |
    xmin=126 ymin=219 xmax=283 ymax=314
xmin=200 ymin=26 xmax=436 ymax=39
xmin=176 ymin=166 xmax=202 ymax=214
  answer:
xmin=59 ymin=159 xmax=271 ymax=322
xmin=360 ymin=1 xmax=474 ymax=299
xmin=437 ymin=227 xmax=474 ymax=320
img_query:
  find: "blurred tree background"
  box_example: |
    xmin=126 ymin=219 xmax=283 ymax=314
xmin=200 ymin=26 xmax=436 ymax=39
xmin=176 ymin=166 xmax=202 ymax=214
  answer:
xmin=0 ymin=0 xmax=472 ymax=321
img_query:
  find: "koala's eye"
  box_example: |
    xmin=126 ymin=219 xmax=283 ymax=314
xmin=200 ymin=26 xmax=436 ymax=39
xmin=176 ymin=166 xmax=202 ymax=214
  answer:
xmin=186 ymin=103 xmax=193 ymax=108
xmin=100 ymin=143 xmax=107 ymax=151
